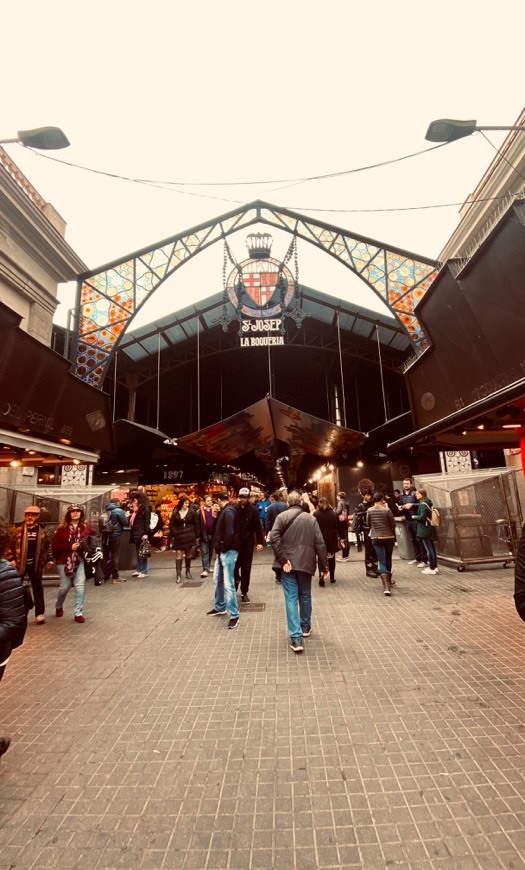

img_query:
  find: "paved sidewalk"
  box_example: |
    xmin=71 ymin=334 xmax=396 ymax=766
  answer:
xmin=1 ymin=547 xmax=525 ymax=869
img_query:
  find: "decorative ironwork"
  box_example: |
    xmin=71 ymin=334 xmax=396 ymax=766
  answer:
xmin=74 ymin=200 xmax=438 ymax=387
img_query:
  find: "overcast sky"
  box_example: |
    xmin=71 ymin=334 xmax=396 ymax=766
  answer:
xmin=3 ymin=0 xmax=525 ymax=327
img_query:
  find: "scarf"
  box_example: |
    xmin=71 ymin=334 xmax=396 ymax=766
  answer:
xmin=65 ymin=524 xmax=83 ymax=577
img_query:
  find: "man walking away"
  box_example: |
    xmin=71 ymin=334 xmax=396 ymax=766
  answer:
xmin=234 ymin=488 xmax=263 ymax=602
xmin=270 ymin=491 xmax=328 ymax=654
xmin=207 ymin=492 xmax=241 ymax=629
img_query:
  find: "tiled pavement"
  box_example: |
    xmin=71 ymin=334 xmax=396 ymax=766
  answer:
xmin=1 ymin=547 xmax=525 ymax=869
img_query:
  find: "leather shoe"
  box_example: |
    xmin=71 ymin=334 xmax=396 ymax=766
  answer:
xmin=55 ymin=607 xmax=64 ymax=617
xmin=74 ymin=615 xmax=85 ymax=623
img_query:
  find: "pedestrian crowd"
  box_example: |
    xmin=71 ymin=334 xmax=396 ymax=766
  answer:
xmin=0 ymin=476 xmax=449 ymax=760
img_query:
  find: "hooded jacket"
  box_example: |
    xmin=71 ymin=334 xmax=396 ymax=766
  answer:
xmin=104 ymin=502 xmax=129 ymax=538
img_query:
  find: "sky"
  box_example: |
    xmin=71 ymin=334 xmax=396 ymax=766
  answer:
xmin=2 ymin=0 xmax=525 ymax=330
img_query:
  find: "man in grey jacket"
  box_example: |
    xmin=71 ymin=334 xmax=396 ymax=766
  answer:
xmin=270 ymin=491 xmax=328 ymax=653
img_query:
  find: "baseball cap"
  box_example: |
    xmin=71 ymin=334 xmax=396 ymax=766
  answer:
xmin=239 ymin=487 xmax=250 ymax=496
xmin=24 ymin=505 xmax=40 ymax=515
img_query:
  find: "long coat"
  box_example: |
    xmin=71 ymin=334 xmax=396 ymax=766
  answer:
xmin=313 ymin=508 xmax=341 ymax=555
xmin=169 ymin=509 xmax=200 ymax=551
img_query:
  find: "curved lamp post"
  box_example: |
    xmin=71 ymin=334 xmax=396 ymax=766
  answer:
xmin=426 ymin=118 xmax=525 ymax=143
xmin=0 ymin=126 xmax=70 ymax=150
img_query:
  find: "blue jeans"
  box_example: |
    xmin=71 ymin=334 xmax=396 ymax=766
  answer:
xmin=56 ymin=561 xmax=86 ymax=616
xmin=420 ymin=537 xmax=437 ymax=570
xmin=201 ymin=539 xmax=212 ymax=573
xmin=371 ymin=538 xmax=395 ymax=575
xmin=281 ymin=571 xmax=312 ymax=640
xmin=213 ymin=550 xmax=239 ymax=618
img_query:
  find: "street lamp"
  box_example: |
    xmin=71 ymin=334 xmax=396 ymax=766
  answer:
xmin=0 ymin=126 xmax=70 ymax=150
xmin=425 ymin=118 xmax=525 ymax=143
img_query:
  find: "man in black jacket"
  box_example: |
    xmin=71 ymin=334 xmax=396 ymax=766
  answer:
xmin=234 ymin=488 xmax=263 ymax=603
xmin=207 ymin=492 xmax=241 ymax=628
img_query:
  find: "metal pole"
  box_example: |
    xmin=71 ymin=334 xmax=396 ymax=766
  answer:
xmin=112 ymin=352 xmax=118 ymax=422
xmin=156 ymin=333 xmax=161 ymax=431
xmin=197 ymin=315 xmax=201 ymax=430
xmin=337 ymin=311 xmax=347 ymax=428
xmin=376 ymin=324 xmax=388 ymax=422
xmin=267 ymin=346 xmax=272 ymax=397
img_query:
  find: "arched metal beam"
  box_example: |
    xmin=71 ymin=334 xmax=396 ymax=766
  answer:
xmin=74 ymin=199 xmax=438 ymax=387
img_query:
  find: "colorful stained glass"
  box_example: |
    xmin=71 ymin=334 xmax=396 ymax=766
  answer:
xmin=74 ymin=201 xmax=438 ymax=387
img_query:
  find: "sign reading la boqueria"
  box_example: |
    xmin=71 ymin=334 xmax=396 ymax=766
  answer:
xmin=226 ymin=233 xmax=295 ymax=348
xmin=240 ymin=318 xmax=284 ymax=347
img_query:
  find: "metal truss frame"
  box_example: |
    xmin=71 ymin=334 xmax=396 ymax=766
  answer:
xmin=74 ymin=199 xmax=438 ymax=388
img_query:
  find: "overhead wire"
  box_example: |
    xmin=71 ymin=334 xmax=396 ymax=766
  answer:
xmin=13 ymin=139 xmax=523 ymax=216
xmin=25 ymin=141 xmax=448 ymax=187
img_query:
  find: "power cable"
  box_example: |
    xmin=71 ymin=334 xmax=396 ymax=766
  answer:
xmin=24 ymin=142 xmax=448 ymax=187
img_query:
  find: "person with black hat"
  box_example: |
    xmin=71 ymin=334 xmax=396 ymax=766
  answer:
xmin=13 ymin=505 xmax=54 ymax=624
xmin=234 ymin=488 xmax=263 ymax=603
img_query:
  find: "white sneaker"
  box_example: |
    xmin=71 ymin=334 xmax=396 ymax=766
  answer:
xmin=131 ymin=571 xmax=140 ymax=577
xmin=137 ymin=573 xmax=148 ymax=579
xmin=417 ymin=562 xmax=427 ymax=568
xmin=35 ymin=614 xmax=45 ymax=624
xmin=200 ymin=571 xmax=208 ymax=578
xmin=422 ymin=567 xmax=438 ymax=575
xmin=408 ymin=560 xmax=418 ymax=565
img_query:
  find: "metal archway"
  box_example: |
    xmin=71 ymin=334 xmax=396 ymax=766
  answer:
xmin=74 ymin=199 xmax=438 ymax=388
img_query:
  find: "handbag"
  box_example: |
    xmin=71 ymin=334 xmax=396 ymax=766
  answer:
xmin=138 ymin=539 xmax=151 ymax=559
xmin=22 ymin=583 xmax=34 ymax=613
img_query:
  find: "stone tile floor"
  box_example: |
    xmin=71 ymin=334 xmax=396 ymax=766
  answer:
xmin=1 ymin=547 xmax=525 ymax=869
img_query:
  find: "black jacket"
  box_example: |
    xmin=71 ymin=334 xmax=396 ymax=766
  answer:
xmin=169 ymin=509 xmax=200 ymax=550
xmin=0 ymin=559 xmax=27 ymax=663
xmin=514 ymin=523 xmax=525 ymax=620
xmin=130 ymin=505 xmax=151 ymax=544
xmin=235 ymin=502 xmax=264 ymax=549
xmin=313 ymin=508 xmax=341 ymax=554
xmin=213 ymin=503 xmax=240 ymax=554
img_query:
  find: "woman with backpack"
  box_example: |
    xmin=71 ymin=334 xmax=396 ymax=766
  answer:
xmin=415 ymin=489 xmax=439 ymax=575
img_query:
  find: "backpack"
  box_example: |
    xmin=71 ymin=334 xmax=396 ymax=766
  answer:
xmin=338 ymin=507 xmax=348 ymax=523
xmin=430 ymin=506 xmax=441 ymax=528
xmin=351 ymin=512 xmax=363 ymax=534
xmin=98 ymin=510 xmax=115 ymax=535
